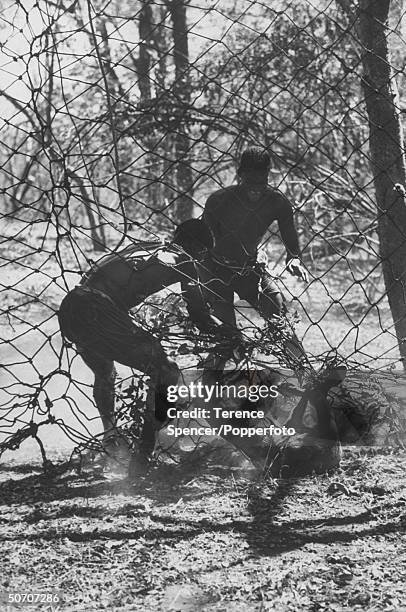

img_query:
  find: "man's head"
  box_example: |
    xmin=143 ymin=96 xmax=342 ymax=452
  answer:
xmin=173 ymin=219 xmax=213 ymax=258
xmin=237 ymin=147 xmax=271 ymax=202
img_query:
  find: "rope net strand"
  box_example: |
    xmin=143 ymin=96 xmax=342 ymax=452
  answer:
xmin=0 ymin=0 xmax=405 ymax=470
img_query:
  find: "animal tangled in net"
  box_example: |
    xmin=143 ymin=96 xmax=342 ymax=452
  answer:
xmin=1 ymin=289 xmax=401 ymax=477
xmin=1 ymin=0 xmax=406 ymax=475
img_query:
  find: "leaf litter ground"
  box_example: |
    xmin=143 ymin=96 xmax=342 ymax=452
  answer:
xmin=0 ymin=447 xmax=405 ymax=611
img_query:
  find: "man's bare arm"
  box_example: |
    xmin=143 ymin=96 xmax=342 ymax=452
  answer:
xmin=276 ymin=195 xmax=301 ymax=262
xmin=181 ymin=279 xmax=219 ymax=333
xmin=202 ymin=194 xmax=221 ymax=247
xmin=276 ymin=194 xmax=308 ymax=282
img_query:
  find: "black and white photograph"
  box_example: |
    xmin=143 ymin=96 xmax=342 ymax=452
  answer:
xmin=1 ymin=0 xmax=406 ymax=610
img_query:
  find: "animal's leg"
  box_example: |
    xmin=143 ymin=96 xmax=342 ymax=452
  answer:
xmin=284 ymin=392 xmax=310 ymax=432
xmin=285 ymin=367 xmax=346 ymax=435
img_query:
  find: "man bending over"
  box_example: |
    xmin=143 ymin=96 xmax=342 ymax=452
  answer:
xmin=58 ymin=220 xmax=219 ymax=472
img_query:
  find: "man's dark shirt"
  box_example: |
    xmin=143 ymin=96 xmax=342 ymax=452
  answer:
xmin=202 ymin=185 xmax=300 ymax=265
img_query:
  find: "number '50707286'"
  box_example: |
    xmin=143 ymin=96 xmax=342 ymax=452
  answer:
xmin=4 ymin=592 xmax=61 ymax=604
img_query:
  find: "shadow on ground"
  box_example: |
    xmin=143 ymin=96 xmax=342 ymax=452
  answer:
xmin=0 ymin=449 xmax=405 ymax=611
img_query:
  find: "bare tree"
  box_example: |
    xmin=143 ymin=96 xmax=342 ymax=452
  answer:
xmin=169 ymin=0 xmax=194 ymax=222
xmin=138 ymin=0 xmax=153 ymax=102
xmin=358 ymin=0 xmax=406 ymax=368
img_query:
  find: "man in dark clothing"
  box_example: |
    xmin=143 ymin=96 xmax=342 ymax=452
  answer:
xmin=200 ymin=148 xmax=348 ymax=455
xmin=58 ymin=220 xmax=219 ymax=468
xmin=202 ymin=147 xmax=309 ymax=372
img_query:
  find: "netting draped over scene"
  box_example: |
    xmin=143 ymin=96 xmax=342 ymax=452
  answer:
xmin=1 ymin=0 xmax=406 ymax=463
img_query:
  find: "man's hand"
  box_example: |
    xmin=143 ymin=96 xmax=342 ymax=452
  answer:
xmin=286 ymin=258 xmax=308 ymax=282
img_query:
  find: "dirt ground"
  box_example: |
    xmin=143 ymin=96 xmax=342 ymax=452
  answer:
xmin=0 ymin=447 xmax=405 ymax=612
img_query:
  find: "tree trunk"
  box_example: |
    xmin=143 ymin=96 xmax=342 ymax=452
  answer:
xmin=138 ymin=0 xmax=153 ymax=101
xmin=358 ymin=0 xmax=406 ymax=369
xmin=74 ymin=176 xmax=107 ymax=252
xmin=169 ymin=0 xmax=194 ymax=222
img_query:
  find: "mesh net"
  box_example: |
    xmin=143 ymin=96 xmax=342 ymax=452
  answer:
xmin=1 ymin=0 xmax=406 ymax=468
